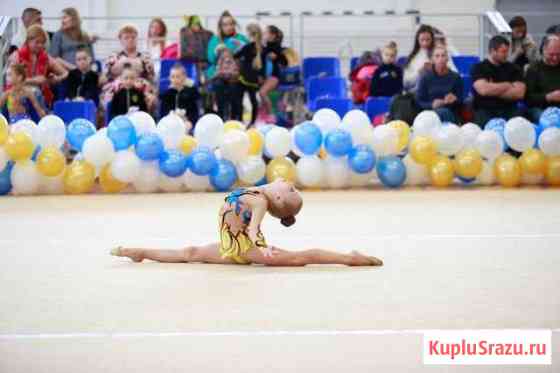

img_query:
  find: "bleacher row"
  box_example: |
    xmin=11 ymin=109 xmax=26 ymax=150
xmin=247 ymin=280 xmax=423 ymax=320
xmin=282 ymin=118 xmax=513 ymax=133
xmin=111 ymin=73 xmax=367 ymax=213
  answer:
xmin=6 ymin=55 xmax=481 ymax=126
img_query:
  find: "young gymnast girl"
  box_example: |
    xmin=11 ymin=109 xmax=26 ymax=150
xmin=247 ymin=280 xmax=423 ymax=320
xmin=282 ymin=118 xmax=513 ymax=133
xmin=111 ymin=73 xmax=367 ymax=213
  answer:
xmin=111 ymin=179 xmax=383 ymax=267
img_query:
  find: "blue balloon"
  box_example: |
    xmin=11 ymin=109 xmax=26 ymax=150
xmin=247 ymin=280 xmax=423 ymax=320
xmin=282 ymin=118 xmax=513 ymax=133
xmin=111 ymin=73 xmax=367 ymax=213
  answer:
xmin=159 ymin=150 xmax=188 ymax=177
xmin=0 ymin=162 xmax=14 ymax=196
xmin=188 ymin=147 xmax=217 ymax=176
xmin=255 ymin=176 xmax=267 ymax=186
xmin=31 ymin=145 xmax=42 ymax=162
xmin=324 ymin=128 xmax=353 ymax=157
xmin=258 ymin=124 xmax=275 ymax=138
xmin=348 ymin=145 xmax=376 ymax=174
xmin=539 ymin=107 xmax=560 ymax=129
xmin=457 ymin=176 xmax=475 ymax=184
xmin=67 ymin=118 xmax=96 ymax=151
xmin=485 ymin=118 xmax=507 ymax=150
xmin=107 ymin=115 xmax=137 ymax=150
xmin=135 ymin=133 xmax=164 ymax=160
xmin=210 ymin=159 xmax=238 ymax=192
xmin=376 ymin=156 xmax=406 ymax=188
xmin=294 ymin=121 xmax=323 ymax=155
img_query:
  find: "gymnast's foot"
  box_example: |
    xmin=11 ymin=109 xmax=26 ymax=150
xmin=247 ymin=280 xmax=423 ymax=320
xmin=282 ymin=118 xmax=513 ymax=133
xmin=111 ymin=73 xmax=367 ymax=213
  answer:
xmin=110 ymin=246 xmax=144 ymax=262
xmin=350 ymin=251 xmax=383 ymax=266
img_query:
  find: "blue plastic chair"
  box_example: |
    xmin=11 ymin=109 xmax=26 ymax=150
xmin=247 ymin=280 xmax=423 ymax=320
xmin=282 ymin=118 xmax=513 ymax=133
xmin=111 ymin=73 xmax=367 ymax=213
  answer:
xmin=303 ymin=57 xmax=341 ymax=82
xmin=350 ymin=57 xmax=360 ymax=71
xmin=53 ymin=100 xmax=97 ymax=124
xmin=452 ymin=55 xmax=480 ymax=76
xmin=160 ymin=59 xmax=198 ymax=82
xmin=365 ymin=96 xmax=392 ymax=119
xmin=314 ymin=98 xmax=353 ymax=118
xmin=396 ymin=56 xmax=408 ymax=68
xmin=461 ymin=75 xmax=473 ymax=98
xmin=306 ymin=76 xmax=347 ymax=112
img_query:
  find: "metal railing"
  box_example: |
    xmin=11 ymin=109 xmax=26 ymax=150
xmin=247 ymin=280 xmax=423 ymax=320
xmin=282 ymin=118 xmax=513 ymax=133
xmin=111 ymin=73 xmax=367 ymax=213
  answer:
xmin=0 ymin=16 xmax=17 ymax=87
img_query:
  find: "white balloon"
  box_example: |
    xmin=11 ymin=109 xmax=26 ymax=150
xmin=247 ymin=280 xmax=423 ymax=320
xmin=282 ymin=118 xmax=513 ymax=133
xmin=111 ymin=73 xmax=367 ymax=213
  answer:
xmin=538 ymin=127 xmax=560 ymax=155
xmin=38 ymin=115 xmax=66 ymax=148
xmin=11 ymin=119 xmax=39 ymax=145
xmin=220 ymin=129 xmax=249 ymax=163
xmin=460 ymin=122 xmax=482 ymax=149
xmin=342 ymin=110 xmax=370 ymax=128
xmin=133 ymin=161 xmax=160 ymax=193
xmin=323 ymin=156 xmax=351 ymax=189
xmin=412 ymin=110 xmax=441 ymax=138
xmin=158 ymin=174 xmax=184 ymax=192
xmin=475 ymin=130 xmax=504 ymax=161
xmin=504 ymin=117 xmax=536 ymax=152
xmin=521 ymin=172 xmax=544 ymax=185
xmin=82 ymin=133 xmax=116 ymax=168
xmin=371 ymin=125 xmax=399 ymax=156
xmin=344 ymin=119 xmax=374 ymax=146
xmin=194 ymin=114 xmax=224 ymax=149
xmin=39 ymin=174 xmax=64 ymax=195
xmin=434 ymin=123 xmax=463 ymax=156
xmin=184 ymin=170 xmax=212 ymax=192
xmin=265 ymin=126 xmax=291 ymax=158
xmin=296 ymin=156 xmax=324 ymax=187
xmin=157 ymin=113 xmax=187 ymax=149
xmin=312 ymin=109 xmax=341 ymax=135
xmin=0 ymin=147 xmax=8 ymax=171
xmin=11 ymin=161 xmax=40 ymax=195
xmin=237 ymin=156 xmax=266 ymax=185
xmin=350 ymin=169 xmax=376 ymax=187
xmin=475 ymin=160 xmax=495 ymax=186
xmin=111 ymin=150 xmax=141 ymax=183
xmin=403 ymin=154 xmax=429 ymax=186
xmin=128 ymin=111 xmax=156 ymax=136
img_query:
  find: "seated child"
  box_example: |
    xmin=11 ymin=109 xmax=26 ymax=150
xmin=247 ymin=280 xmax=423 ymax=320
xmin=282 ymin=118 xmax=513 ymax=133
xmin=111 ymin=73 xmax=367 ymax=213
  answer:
xmin=370 ymin=41 xmax=403 ymax=98
xmin=64 ymin=47 xmax=101 ymax=105
xmin=159 ymin=63 xmax=199 ymax=130
xmin=213 ymin=47 xmax=243 ymax=121
xmin=109 ymin=65 xmax=148 ymax=118
xmin=0 ymin=64 xmax=46 ymax=123
xmin=111 ymin=179 xmax=383 ymax=267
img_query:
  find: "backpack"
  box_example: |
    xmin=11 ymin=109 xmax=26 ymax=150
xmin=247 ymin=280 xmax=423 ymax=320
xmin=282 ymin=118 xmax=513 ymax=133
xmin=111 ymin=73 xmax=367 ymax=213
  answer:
xmin=387 ymin=93 xmax=420 ymax=125
xmin=215 ymin=50 xmax=240 ymax=82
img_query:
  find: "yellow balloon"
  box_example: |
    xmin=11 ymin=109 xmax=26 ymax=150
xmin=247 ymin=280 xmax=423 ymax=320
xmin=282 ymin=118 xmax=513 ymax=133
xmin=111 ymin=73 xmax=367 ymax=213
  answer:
xmin=519 ymin=148 xmax=546 ymax=175
xmin=429 ymin=155 xmax=455 ymax=187
xmin=247 ymin=128 xmax=264 ymax=156
xmin=63 ymin=160 xmax=96 ymax=194
xmin=224 ymin=120 xmax=245 ymax=132
xmin=410 ymin=136 xmax=437 ymax=165
xmin=36 ymin=146 xmax=66 ymax=177
xmin=494 ymin=154 xmax=521 ymax=187
xmin=179 ymin=135 xmax=198 ymax=156
xmin=266 ymin=157 xmax=296 ymax=183
xmin=99 ymin=164 xmax=128 ymax=193
xmin=0 ymin=114 xmax=8 ymax=145
xmin=5 ymin=132 xmax=35 ymax=162
xmin=545 ymin=156 xmax=560 ymax=186
xmin=454 ymin=148 xmax=483 ymax=179
xmin=387 ymin=120 xmax=410 ymax=152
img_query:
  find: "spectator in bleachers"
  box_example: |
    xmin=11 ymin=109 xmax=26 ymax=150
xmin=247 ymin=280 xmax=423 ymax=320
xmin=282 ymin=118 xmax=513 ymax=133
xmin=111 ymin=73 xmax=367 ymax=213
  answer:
xmin=540 ymin=24 xmax=560 ymax=55
xmin=471 ymin=35 xmax=526 ymax=127
xmin=180 ymin=15 xmax=213 ymax=79
xmin=146 ymin=17 xmax=168 ymax=75
xmin=370 ymin=41 xmax=403 ymax=98
xmin=64 ymin=47 xmax=101 ymax=105
xmin=159 ymin=63 xmax=200 ymax=128
xmin=508 ymin=16 xmax=538 ymax=71
xmin=350 ymin=51 xmax=379 ymax=104
xmin=102 ymin=25 xmax=156 ymax=111
xmin=0 ymin=64 xmax=46 ymax=123
xmin=213 ymin=47 xmax=242 ymax=121
xmin=9 ymin=25 xmax=67 ymax=108
xmin=109 ymin=65 xmax=148 ymax=118
xmin=11 ymin=8 xmax=53 ymax=51
xmin=416 ymin=45 xmax=463 ymax=123
xmin=206 ymin=11 xmax=249 ymax=81
xmin=49 ymin=8 xmax=96 ymax=72
xmin=403 ymin=25 xmax=434 ymax=92
xmin=525 ymin=35 xmax=560 ymax=122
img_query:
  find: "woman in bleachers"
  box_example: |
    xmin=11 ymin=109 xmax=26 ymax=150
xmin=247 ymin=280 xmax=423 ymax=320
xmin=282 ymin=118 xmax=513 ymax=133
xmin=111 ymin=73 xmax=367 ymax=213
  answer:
xmin=101 ymin=25 xmax=156 ymax=113
xmin=49 ymin=8 xmax=96 ymax=72
xmin=415 ymin=45 xmax=463 ymax=123
xmin=9 ymin=25 xmax=68 ymax=109
xmin=146 ymin=17 xmax=168 ymax=76
xmin=508 ymin=16 xmax=538 ymax=70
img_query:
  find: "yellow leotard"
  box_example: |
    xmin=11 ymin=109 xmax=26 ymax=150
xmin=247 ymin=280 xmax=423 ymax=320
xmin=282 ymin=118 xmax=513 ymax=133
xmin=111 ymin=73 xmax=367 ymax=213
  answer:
xmin=218 ymin=189 xmax=267 ymax=264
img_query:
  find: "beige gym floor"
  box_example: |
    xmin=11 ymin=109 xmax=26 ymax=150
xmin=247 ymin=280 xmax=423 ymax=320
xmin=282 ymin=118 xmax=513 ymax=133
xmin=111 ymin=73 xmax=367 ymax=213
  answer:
xmin=0 ymin=188 xmax=559 ymax=372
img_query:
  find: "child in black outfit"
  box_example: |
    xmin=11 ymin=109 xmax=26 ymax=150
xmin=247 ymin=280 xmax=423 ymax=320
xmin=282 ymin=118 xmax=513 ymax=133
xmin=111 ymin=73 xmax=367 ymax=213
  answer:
xmin=109 ymin=65 xmax=148 ymax=118
xmin=65 ymin=47 xmax=101 ymax=105
xmin=370 ymin=41 xmax=403 ymax=98
xmin=213 ymin=47 xmax=243 ymax=121
xmin=159 ymin=63 xmax=199 ymax=130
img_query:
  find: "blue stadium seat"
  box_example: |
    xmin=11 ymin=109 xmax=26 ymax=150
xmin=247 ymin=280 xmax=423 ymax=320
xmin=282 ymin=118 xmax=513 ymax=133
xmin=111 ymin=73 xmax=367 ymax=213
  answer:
xmin=160 ymin=59 xmax=198 ymax=82
xmin=314 ymin=98 xmax=353 ymax=118
xmin=303 ymin=57 xmax=341 ymax=82
xmin=53 ymin=100 xmax=97 ymax=124
xmin=461 ymin=75 xmax=473 ymax=98
xmin=306 ymin=76 xmax=347 ymax=112
xmin=396 ymin=56 xmax=408 ymax=67
xmin=350 ymin=57 xmax=360 ymax=71
xmin=452 ymin=55 xmax=480 ymax=76
xmin=365 ymin=96 xmax=392 ymax=119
